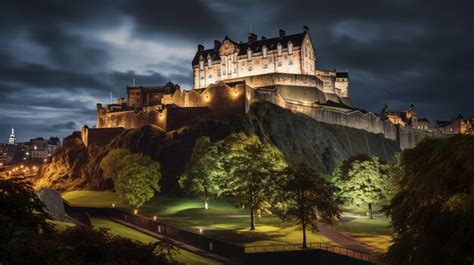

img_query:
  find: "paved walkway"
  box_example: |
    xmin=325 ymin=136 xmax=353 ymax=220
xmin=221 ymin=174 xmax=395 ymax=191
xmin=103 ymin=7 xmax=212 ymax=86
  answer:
xmin=110 ymin=218 xmax=238 ymax=265
xmin=318 ymin=223 xmax=373 ymax=254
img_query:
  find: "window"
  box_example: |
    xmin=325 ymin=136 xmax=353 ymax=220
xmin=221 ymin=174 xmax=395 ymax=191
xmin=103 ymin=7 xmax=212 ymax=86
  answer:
xmin=208 ymin=58 xmax=212 ymax=67
xmin=269 ymin=57 xmax=273 ymax=63
xmin=278 ymin=62 xmax=282 ymax=67
xmin=249 ymin=66 xmax=252 ymax=71
xmin=223 ymin=69 xmax=226 ymax=75
xmin=289 ymin=60 xmax=293 ymax=65
xmin=277 ymin=43 xmax=282 ymax=56
xmin=247 ymin=49 xmax=252 ymax=60
xmin=263 ymin=64 xmax=268 ymax=69
xmin=262 ymin=46 xmax=267 ymax=58
xmin=199 ymin=61 xmax=204 ymax=70
xmin=208 ymin=74 xmax=212 ymax=78
xmin=288 ymin=42 xmax=293 ymax=54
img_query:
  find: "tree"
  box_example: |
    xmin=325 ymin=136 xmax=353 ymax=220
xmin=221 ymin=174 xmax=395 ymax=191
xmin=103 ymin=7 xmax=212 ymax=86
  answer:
xmin=115 ymin=153 xmax=161 ymax=208
xmin=0 ymin=178 xmax=52 ymax=257
xmin=276 ymin=163 xmax=340 ymax=248
xmin=219 ymin=133 xmax=287 ymax=230
xmin=333 ymin=155 xmax=391 ymax=219
xmin=179 ymin=137 xmax=224 ymax=209
xmin=385 ymin=135 xmax=474 ymax=265
xmin=100 ymin=148 xmax=131 ymax=179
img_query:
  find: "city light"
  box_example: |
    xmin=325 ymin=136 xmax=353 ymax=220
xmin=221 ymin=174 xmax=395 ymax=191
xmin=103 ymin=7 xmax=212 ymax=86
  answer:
xmin=112 ymin=203 xmax=115 ymax=208
xmin=153 ymin=216 xmax=157 ymax=221
xmin=133 ymin=209 xmax=138 ymax=214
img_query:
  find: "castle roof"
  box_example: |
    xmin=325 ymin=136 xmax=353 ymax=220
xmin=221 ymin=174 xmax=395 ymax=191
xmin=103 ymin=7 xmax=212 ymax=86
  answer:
xmin=336 ymin=72 xmax=349 ymax=78
xmin=192 ymin=30 xmax=307 ymax=65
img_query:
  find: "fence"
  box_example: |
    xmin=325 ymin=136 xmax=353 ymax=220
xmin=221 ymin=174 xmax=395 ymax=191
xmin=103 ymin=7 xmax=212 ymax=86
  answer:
xmin=63 ymin=201 xmax=376 ymax=264
xmin=245 ymin=242 xmax=374 ymax=262
xmin=63 ymin=201 xmax=244 ymax=261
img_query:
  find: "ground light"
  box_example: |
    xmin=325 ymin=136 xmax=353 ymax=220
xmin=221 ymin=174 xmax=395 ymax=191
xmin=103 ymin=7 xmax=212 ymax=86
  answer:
xmin=153 ymin=216 xmax=157 ymax=221
xmin=133 ymin=209 xmax=138 ymax=214
xmin=112 ymin=203 xmax=115 ymax=208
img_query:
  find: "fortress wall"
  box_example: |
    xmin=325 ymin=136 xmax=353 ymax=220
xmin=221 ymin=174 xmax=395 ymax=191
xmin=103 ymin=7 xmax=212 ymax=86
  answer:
xmin=225 ymin=73 xmax=324 ymax=90
xmin=165 ymin=107 xmax=210 ymax=131
xmin=254 ymin=90 xmax=399 ymax=140
xmin=162 ymin=82 xmax=246 ymax=111
xmin=398 ymin=127 xmax=446 ymax=150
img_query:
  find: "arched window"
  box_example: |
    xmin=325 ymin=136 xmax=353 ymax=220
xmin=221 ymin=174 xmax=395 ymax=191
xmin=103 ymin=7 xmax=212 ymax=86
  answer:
xmin=262 ymin=46 xmax=268 ymax=58
xmin=277 ymin=43 xmax=282 ymax=56
xmin=288 ymin=41 xmax=293 ymax=54
xmin=247 ymin=48 xmax=252 ymax=60
xmin=199 ymin=60 xmax=204 ymax=70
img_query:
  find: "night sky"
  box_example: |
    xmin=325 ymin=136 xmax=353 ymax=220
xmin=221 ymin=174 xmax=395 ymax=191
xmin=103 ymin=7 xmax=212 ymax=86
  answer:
xmin=1 ymin=0 xmax=473 ymax=142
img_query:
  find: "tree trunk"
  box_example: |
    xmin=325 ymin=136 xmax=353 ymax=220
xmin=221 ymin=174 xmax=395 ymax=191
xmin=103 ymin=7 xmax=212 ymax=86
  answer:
xmin=368 ymin=203 xmax=373 ymax=219
xmin=302 ymin=220 xmax=307 ymax=249
xmin=250 ymin=206 xmax=256 ymax=230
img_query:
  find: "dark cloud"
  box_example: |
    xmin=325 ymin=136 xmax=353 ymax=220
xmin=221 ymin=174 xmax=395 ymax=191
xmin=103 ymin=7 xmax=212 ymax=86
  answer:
xmin=0 ymin=0 xmax=473 ymax=142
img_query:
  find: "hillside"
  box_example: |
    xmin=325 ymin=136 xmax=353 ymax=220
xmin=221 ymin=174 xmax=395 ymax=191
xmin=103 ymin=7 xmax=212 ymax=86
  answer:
xmin=38 ymin=102 xmax=400 ymax=192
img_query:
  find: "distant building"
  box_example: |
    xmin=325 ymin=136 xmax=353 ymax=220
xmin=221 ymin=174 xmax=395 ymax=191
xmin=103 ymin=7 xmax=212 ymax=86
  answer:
xmin=381 ymin=104 xmax=428 ymax=129
xmin=436 ymin=113 xmax=473 ymax=135
xmin=8 ymin=127 xmax=16 ymax=145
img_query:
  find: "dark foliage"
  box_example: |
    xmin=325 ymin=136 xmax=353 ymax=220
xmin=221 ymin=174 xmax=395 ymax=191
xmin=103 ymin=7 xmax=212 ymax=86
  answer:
xmin=385 ymin=135 xmax=474 ymax=265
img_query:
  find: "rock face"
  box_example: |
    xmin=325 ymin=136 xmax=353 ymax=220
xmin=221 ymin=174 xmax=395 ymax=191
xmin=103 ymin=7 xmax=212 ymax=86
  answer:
xmin=37 ymin=188 xmax=67 ymax=220
xmin=39 ymin=102 xmax=400 ymax=192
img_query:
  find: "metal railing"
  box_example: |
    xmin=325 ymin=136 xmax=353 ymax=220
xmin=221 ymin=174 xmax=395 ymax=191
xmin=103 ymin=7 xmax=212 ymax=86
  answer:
xmin=245 ymin=242 xmax=374 ymax=262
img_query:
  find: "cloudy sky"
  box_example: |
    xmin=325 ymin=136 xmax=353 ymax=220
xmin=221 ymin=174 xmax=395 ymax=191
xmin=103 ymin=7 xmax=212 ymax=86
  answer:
xmin=1 ymin=0 xmax=473 ymax=142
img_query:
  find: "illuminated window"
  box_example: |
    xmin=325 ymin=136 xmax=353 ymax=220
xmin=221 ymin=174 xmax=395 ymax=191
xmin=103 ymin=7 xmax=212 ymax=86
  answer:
xmin=288 ymin=41 xmax=293 ymax=54
xmin=207 ymin=57 xmax=212 ymax=67
xmin=247 ymin=49 xmax=252 ymax=60
xmin=199 ymin=61 xmax=204 ymax=70
xmin=277 ymin=43 xmax=282 ymax=56
xmin=262 ymin=46 xmax=267 ymax=58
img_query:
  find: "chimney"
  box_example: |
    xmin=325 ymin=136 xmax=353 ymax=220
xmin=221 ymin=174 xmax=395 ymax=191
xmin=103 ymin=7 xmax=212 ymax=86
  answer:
xmin=303 ymin=25 xmax=309 ymax=33
xmin=197 ymin=44 xmax=204 ymax=51
xmin=214 ymin=40 xmax=221 ymax=50
xmin=248 ymin=32 xmax=257 ymax=43
xmin=279 ymin=29 xmax=286 ymax=38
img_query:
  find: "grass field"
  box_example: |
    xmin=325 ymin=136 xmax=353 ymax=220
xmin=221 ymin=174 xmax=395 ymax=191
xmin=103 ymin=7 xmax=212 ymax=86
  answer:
xmin=336 ymin=216 xmax=393 ymax=253
xmin=91 ymin=217 xmax=222 ymax=265
xmin=63 ymin=191 xmax=332 ymax=246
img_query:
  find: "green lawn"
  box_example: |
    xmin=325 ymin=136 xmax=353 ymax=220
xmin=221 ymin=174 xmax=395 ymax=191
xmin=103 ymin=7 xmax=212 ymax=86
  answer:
xmin=63 ymin=190 xmax=332 ymax=247
xmin=337 ymin=216 xmax=393 ymax=253
xmin=91 ymin=217 xmax=222 ymax=265
xmin=62 ymin=190 xmax=127 ymax=207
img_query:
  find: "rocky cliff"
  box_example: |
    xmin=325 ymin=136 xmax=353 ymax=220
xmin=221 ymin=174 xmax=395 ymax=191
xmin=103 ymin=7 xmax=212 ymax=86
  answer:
xmin=39 ymin=102 xmax=400 ymax=192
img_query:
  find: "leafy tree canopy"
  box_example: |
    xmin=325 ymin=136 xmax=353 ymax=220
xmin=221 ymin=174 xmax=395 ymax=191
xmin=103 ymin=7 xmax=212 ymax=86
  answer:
xmin=179 ymin=137 xmax=224 ymax=201
xmin=115 ymin=153 xmax=161 ymax=208
xmin=276 ymin=163 xmax=340 ymax=248
xmin=219 ymin=133 xmax=287 ymax=230
xmin=385 ymin=135 xmax=474 ymax=265
xmin=333 ymin=155 xmax=391 ymax=218
xmin=100 ymin=148 xmax=131 ymax=179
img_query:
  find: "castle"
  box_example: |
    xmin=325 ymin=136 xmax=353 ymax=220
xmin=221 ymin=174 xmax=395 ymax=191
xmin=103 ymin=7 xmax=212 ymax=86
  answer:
xmin=92 ymin=27 xmax=447 ymax=150
xmin=96 ymin=27 xmax=351 ymax=131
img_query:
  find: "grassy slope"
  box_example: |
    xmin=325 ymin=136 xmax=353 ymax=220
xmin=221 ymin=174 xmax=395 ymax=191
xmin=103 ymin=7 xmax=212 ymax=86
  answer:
xmin=91 ymin=218 xmax=222 ymax=265
xmin=63 ymin=191 xmax=332 ymax=246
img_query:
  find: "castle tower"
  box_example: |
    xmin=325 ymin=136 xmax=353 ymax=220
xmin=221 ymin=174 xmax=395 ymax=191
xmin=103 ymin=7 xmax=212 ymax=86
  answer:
xmin=8 ymin=127 xmax=16 ymax=145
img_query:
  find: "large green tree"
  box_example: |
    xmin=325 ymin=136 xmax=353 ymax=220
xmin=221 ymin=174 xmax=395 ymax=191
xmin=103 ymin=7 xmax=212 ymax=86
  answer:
xmin=333 ymin=155 xmax=391 ymax=219
xmin=100 ymin=148 xmax=131 ymax=179
xmin=385 ymin=135 xmax=474 ymax=265
xmin=220 ymin=133 xmax=287 ymax=230
xmin=115 ymin=153 xmax=161 ymax=208
xmin=276 ymin=163 xmax=340 ymax=248
xmin=179 ymin=137 xmax=224 ymax=209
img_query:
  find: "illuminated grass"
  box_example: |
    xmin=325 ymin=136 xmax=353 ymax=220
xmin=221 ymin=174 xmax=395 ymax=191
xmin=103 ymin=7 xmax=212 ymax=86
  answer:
xmin=64 ymin=191 xmax=334 ymax=247
xmin=62 ymin=190 xmax=127 ymax=207
xmin=336 ymin=216 xmax=393 ymax=252
xmin=91 ymin=217 xmax=222 ymax=265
